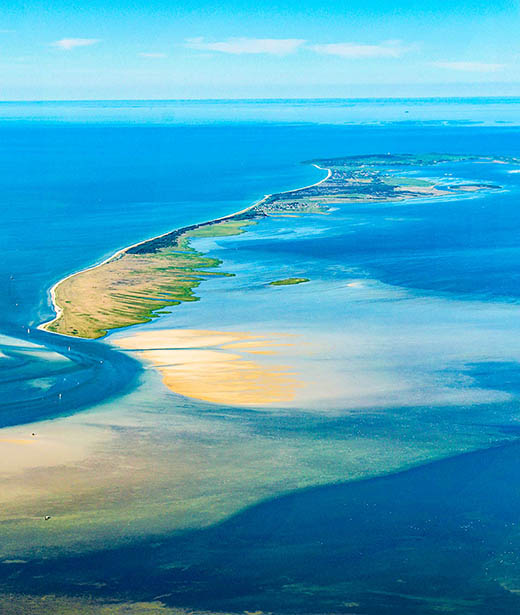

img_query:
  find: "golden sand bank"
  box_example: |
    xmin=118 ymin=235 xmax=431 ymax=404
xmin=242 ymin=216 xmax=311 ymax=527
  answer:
xmin=112 ymin=328 xmax=303 ymax=406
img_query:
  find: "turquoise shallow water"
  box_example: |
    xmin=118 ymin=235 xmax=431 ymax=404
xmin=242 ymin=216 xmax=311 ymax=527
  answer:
xmin=4 ymin=99 xmax=520 ymax=612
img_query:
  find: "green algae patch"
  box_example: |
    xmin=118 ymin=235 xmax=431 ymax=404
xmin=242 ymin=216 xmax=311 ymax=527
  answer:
xmin=270 ymin=277 xmax=310 ymax=286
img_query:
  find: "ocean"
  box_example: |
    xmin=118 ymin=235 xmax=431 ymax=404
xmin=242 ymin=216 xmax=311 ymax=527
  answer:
xmin=3 ymin=98 xmax=520 ymax=613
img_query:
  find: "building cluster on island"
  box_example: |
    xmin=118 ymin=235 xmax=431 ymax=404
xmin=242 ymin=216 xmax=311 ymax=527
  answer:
xmin=257 ymin=199 xmax=324 ymax=214
xmin=259 ymin=162 xmax=423 ymax=213
xmin=255 ymin=154 xmax=507 ymax=215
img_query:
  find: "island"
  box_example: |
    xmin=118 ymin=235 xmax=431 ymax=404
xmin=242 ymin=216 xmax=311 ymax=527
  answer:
xmin=40 ymin=154 xmax=508 ymax=339
xmin=269 ymin=278 xmax=310 ymax=286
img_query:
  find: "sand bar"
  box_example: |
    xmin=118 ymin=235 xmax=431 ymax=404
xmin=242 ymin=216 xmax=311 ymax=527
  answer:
xmin=113 ymin=328 xmax=303 ymax=406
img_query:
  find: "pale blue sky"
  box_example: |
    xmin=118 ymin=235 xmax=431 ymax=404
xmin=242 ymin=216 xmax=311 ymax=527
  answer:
xmin=0 ymin=0 xmax=519 ymax=100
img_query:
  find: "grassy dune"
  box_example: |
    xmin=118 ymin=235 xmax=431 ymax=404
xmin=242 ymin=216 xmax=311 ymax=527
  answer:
xmin=45 ymin=218 xmax=256 ymax=339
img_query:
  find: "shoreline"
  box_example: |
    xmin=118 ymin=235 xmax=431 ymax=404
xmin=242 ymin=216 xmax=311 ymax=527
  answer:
xmin=37 ymin=153 xmax=508 ymax=340
xmin=37 ymin=163 xmax=331 ymax=338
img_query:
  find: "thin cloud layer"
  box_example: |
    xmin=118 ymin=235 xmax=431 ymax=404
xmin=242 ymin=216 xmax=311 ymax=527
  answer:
xmin=51 ymin=38 xmax=100 ymax=50
xmin=433 ymin=61 xmax=505 ymax=72
xmin=185 ymin=37 xmax=412 ymax=59
xmin=311 ymin=40 xmax=409 ymax=58
xmin=185 ymin=37 xmax=306 ymax=55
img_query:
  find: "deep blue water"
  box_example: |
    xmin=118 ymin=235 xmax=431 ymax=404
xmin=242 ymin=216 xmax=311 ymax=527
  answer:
xmin=2 ymin=120 xmax=520 ymax=329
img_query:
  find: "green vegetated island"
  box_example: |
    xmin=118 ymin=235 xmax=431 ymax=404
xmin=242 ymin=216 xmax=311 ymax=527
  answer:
xmin=270 ymin=278 xmax=310 ymax=286
xmin=41 ymin=153 xmax=511 ymax=339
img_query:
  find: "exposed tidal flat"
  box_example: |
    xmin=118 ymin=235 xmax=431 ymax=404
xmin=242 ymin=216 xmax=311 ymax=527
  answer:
xmin=4 ymin=107 xmax=520 ymax=613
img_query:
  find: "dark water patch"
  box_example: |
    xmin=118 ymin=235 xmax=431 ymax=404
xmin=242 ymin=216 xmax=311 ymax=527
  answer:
xmin=466 ymin=361 xmax=520 ymax=395
xmin=0 ymin=324 xmax=141 ymax=428
xmin=5 ymin=442 xmax=520 ymax=614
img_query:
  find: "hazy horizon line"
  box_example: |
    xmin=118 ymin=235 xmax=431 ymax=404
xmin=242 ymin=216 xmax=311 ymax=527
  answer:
xmin=1 ymin=95 xmax=520 ymax=104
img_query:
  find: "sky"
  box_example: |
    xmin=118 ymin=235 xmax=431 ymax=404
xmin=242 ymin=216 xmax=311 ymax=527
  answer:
xmin=0 ymin=0 xmax=519 ymax=100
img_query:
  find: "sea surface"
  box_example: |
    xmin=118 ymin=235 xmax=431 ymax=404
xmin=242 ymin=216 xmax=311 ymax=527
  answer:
xmin=3 ymin=98 xmax=520 ymax=613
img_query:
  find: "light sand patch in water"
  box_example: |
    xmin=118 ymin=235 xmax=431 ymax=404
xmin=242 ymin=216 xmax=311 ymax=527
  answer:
xmin=113 ymin=329 xmax=303 ymax=405
xmin=0 ymin=422 xmax=113 ymax=476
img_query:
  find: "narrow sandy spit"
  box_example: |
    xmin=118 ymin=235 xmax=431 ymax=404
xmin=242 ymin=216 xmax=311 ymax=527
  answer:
xmin=38 ymin=164 xmax=331 ymax=337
